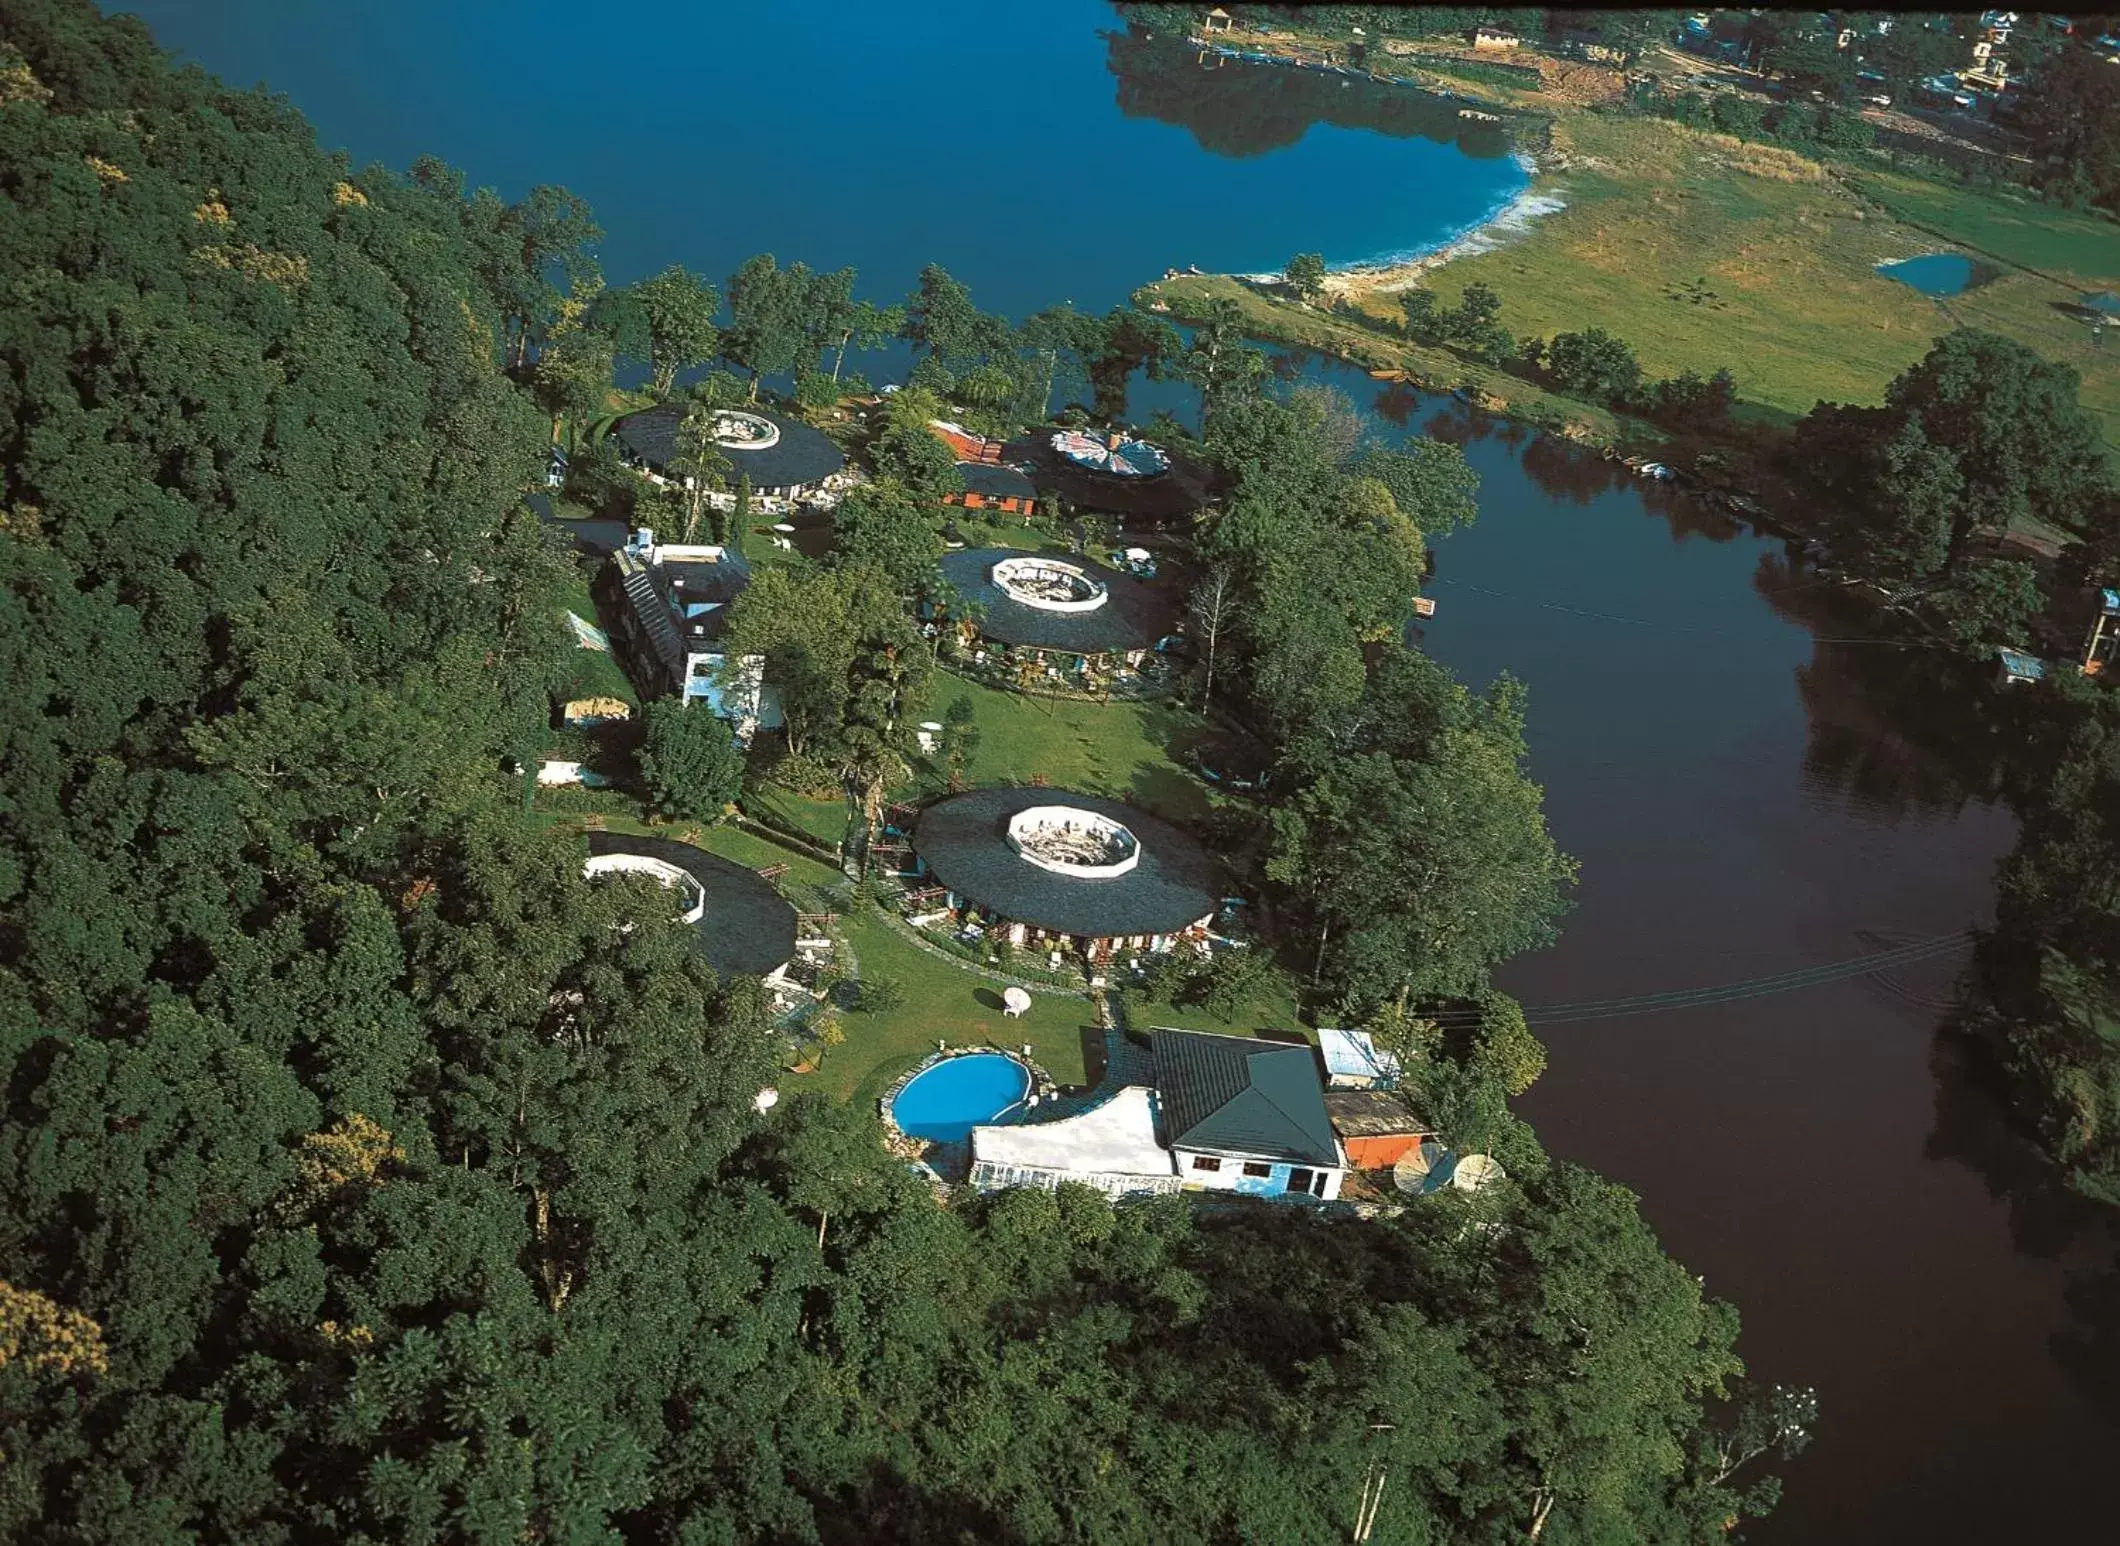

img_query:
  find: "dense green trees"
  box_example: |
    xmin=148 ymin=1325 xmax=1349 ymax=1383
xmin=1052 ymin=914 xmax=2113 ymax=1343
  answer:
xmin=0 ymin=6 xmax=1793 ymax=1540
xmin=1184 ymin=388 xmax=1573 ymax=1007
xmin=2015 ymin=38 xmax=2120 ymax=212
xmin=1802 ymin=330 xmax=2113 ymax=599
xmin=1545 ymin=325 xmax=1644 ymax=403
xmin=1974 ymin=673 xmax=2120 ymax=1203
xmin=639 ymin=699 xmax=746 ymax=820
xmin=609 ymin=262 xmax=721 ymax=397
xmin=831 ymin=479 xmax=948 ymax=594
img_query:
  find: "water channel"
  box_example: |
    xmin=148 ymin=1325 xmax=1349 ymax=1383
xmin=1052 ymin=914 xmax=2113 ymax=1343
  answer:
xmin=123 ymin=0 xmax=2120 ymax=1537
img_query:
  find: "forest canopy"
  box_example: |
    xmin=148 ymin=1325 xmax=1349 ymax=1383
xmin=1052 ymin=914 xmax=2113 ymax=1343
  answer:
xmin=0 ymin=3 xmax=1796 ymax=1540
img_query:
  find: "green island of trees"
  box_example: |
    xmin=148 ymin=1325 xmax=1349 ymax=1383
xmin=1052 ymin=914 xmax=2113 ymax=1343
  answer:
xmin=0 ymin=3 xmax=1825 ymax=1540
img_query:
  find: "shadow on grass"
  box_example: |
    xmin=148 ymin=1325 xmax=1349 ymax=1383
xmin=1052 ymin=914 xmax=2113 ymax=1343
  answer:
xmin=1078 ymin=1023 xmax=1109 ymax=1090
xmin=974 ymin=987 xmax=1007 ymax=1012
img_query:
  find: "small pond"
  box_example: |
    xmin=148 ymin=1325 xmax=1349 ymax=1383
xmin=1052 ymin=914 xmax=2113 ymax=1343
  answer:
xmin=1878 ymin=252 xmax=1990 ymax=296
xmin=890 ymin=1053 xmax=1030 ymax=1145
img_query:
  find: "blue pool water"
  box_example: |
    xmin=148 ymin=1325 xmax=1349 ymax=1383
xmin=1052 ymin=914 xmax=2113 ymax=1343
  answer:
xmin=1878 ymin=252 xmax=1985 ymax=296
xmin=890 ymin=1054 xmax=1030 ymax=1145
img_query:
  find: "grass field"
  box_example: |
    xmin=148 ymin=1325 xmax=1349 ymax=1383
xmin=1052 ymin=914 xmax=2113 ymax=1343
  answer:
xmin=1335 ymin=113 xmax=2120 ymax=447
xmin=906 ymin=671 xmax=1223 ymax=825
xmin=1850 ymin=169 xmax=2120 ymax=283
xmin=822 ymin=913 xmax=1100 ymax=1106
xmin=744 ymin=784 xmax=847 ymax=848
xmin=554 ymin=564 xmax=639 ymax=707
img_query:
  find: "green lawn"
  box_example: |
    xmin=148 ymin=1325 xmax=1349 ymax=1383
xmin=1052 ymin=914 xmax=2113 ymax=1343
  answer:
xmin=554 ymin=564 xmax=639 ymax=707
xmin=906 ymin=671 xmax=1223 ymax=825
xmin=1120 ymin=974 xmax=1307 ymax=1040
xmin=1341 ymin=113 xmax=2120 ymax=448
xmin=1849 ymin=170 xmax=2120 ymax=284
xmin=744 ymin=784 xmax=848 ymax=848
xmin=816 ymin=912 xmax=1099 ymax=1106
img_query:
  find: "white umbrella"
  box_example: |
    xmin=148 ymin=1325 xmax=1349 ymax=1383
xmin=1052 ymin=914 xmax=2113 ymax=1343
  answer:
xmin=1002 ymin=986 xmax=1032 ymax=1018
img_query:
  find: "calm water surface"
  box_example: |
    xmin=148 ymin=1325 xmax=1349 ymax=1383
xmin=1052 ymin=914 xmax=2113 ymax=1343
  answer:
xmin=1879 ymin=251 xmax=1989 ymax=297
xmin=121 ymin=2 xmax=2120 ymax=1539
xmin=125 ymin=0 xmax=1523 ymax=318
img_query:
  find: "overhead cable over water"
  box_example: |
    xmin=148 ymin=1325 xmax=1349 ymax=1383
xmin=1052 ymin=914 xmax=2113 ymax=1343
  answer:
xmin=1423 ymin=930 xmax=1971 ymax=1026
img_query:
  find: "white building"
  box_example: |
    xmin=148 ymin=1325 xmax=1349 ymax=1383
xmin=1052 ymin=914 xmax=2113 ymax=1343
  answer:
xmin=602 ymin=531 xmax=781 ymax=745
xmin=969 ymin=1086 xmax=1182 ymax=1198
xmin=967 ymin=1029 xmax=1348 ymax=1204
xmin=1316 ymin=1027 xmax=1404 ymax=1090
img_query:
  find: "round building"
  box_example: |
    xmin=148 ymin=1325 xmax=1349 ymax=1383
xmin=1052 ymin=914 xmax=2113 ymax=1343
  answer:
xmin=911 ymin=787 xmax=1222 ymax=963
xmin=935 ymin=548 xmax=1179 ymax=680
xmin=610 ymin=404 xmax=844 ymax=500
xmin=584 ymin=831 xmax=798 ymax=980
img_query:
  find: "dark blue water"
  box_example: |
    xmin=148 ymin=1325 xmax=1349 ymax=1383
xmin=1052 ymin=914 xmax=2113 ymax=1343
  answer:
xmin=890 ymin=1053 xmax=1030 ymax=1144
xmin=114 ymin=5 xmax=2120 ymax=1542
xmin=1879 ymin=252 xmax=1985 ymax=296
xmin=125 ymin=0 xmax=1524 ymax=321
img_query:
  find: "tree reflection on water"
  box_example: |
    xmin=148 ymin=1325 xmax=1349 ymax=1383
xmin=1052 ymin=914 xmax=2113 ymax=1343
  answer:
xmin=1101 ymin=25 xmax=1510 ymax=161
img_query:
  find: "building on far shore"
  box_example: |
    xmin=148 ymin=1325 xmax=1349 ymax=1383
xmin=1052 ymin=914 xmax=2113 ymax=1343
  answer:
xmin=610 ymin=404 xmax=845 ymax=501
xmin=598 ymin=530 xmax=780 ymax=743
xmin=1471 ymin=24 xmax=1522 ymax=50
xmin=910 ymin=786 xmax=1223 ymax=965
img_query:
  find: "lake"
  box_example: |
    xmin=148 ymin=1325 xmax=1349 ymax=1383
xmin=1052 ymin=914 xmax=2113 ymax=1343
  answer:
xmin=119 ymin=1 xmax=2120 ymax=1539
xmin=124 ymin=0 xmax=1523 ymax=321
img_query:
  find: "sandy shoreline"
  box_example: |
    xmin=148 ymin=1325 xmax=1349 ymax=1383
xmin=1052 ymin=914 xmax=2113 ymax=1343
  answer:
xmin=1228 ymin=155 xmax=1568 ymax=302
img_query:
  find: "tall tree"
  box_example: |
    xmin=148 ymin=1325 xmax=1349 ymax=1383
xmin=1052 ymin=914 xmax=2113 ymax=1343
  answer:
xmin=723 ymin=252 xmax=811 ymax=396
xmin=1286 ymin=251 xmax=1328 ymax=304
xmin=622 ymin=264 xmax=721 ymax=397
xmin=901 ymin=263 xmax=985 ymax=361
xmin=1179 ymin=296 xmax=1269 ymax=427
xmin=638 ymin=699 xmax=745 ymax=820
xmin=831 ymin=297 xmax=903 ymax=381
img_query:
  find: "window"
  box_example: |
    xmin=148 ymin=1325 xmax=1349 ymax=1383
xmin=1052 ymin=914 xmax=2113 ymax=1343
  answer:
xmin=1242 ymin=1162 xmax=1273 ymax=1178
xmin=1191 ymin=1156 xmax=1221 ymax=1173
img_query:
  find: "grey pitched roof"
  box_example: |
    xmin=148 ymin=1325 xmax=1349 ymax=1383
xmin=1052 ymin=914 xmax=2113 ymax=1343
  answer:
xmin=912 ymin=786 xmax=1221 ymax=939
xmin=1153 ymin=1030 xmax=1342 ymax=1169
xmin=937 ymin=548 xmax=1179 ymax=655
xmin=616 ymin=551 xmax=687 ymax=681
xmin=612 ymin=405 xmax=845 ymax=488
xmin=585 ymin=831 xmax=797 ymax=978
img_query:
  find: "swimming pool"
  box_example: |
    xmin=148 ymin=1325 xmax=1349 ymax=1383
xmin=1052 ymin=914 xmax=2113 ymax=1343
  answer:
xmin=890 ymin=1053 xmax=1030 ymax=1145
